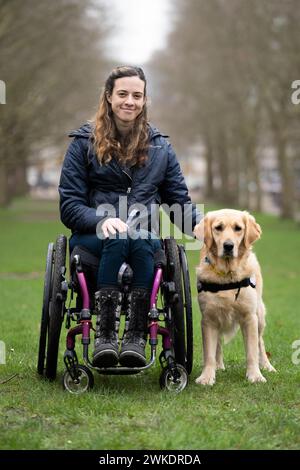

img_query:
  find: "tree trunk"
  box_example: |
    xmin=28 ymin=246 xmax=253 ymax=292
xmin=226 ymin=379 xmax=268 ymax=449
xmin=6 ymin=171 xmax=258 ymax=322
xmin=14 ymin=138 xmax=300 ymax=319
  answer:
xmin=0 ymin=161 xmax=10 ymax=206
xmin=249 ymin=145 xmax=262 ymax=213
xmin=204 ymin=135 xmax=214 ymax=200
xmin=11 ymin=163 xmax=29 ymax=198
xmin=276 ymin=135 xmax=294 ymax=219
xmin=217 ymin=133 xmax=235 ymax=205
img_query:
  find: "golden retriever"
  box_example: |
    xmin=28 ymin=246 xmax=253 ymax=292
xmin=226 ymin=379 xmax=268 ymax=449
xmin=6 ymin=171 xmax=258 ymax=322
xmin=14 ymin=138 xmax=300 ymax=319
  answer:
xmin=193 ymin=209 xmax=276 ymax=385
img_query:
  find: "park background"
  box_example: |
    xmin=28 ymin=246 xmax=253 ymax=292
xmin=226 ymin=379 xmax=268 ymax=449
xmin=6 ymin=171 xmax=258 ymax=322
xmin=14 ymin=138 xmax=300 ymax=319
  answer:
xmin=0 ymin=0 xmax=300 ymax=450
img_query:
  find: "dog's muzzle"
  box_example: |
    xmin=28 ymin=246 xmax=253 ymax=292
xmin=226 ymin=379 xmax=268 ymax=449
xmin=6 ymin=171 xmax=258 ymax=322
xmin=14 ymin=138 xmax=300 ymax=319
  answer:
xmin=222 ymin=241 xmax=234 ymax=257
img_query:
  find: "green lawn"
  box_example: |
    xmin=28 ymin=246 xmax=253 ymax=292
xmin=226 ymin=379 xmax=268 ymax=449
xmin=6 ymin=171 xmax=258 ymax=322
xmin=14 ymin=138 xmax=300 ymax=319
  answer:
xmin=0 ymin=198 xmax=300 ymax=450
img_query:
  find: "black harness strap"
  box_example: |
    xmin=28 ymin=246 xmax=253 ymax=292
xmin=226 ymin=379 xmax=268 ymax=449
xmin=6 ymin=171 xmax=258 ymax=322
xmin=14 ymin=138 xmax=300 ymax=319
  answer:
xmin=197 ymin=277 xmax=256 ymax=301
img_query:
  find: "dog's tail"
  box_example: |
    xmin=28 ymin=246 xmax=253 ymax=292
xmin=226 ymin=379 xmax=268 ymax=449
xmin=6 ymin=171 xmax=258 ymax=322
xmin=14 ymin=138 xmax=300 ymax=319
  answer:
xmin=223 ymin=324 xmax=240 ymax=345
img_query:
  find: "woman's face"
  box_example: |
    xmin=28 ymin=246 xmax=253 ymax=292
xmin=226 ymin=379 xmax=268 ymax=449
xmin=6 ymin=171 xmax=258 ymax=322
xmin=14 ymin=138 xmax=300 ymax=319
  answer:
xmin=107 ymin=76 xmax=146 ymax=125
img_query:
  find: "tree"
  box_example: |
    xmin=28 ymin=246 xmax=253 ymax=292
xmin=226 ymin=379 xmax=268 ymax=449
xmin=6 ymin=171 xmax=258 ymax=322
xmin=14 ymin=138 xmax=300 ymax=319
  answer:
xmin=0 ymin=0 xmax=110 ymax=206
xmin=148 ymin=0 xmax=300 ymax=218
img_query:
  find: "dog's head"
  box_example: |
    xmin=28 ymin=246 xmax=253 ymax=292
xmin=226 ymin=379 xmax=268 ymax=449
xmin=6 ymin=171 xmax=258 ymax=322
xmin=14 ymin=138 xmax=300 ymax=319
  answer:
xmin=193 ymin=209 xmax=261 ymax=259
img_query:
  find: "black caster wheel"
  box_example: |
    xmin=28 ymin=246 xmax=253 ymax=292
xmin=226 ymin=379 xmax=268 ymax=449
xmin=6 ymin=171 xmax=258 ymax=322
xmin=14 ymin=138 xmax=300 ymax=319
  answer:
xmin=62 ymin=365 xmax=94 ymax=394
xmin=159 ymin=364 xmax=188 ymax=393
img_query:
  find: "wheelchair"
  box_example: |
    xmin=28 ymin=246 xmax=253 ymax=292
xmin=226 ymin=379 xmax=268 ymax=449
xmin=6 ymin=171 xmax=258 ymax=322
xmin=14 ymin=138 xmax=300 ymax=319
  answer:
xmin=37 ymin=234 xmax=193 ymax=394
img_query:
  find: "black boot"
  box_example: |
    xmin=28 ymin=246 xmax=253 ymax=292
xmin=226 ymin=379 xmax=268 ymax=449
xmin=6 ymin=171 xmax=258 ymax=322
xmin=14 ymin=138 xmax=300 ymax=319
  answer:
xmin=119 ymin=288 xmax=150 ymax=367
xmin=92 ymin=287 xmax=122 ymax=367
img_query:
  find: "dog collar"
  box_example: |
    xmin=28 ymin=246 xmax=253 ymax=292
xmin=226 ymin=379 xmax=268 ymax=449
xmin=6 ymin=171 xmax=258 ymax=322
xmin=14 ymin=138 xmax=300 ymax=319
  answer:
xmin=197 ymin=277 xmax=256 ymax=301
xmin=204 ymin=256 xmax=231 ymax=277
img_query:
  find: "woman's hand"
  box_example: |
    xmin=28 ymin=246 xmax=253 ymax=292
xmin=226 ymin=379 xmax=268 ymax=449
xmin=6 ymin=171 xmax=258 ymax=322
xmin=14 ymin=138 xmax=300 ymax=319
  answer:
xmin=101 ymin=218 xmax=128 ymax=238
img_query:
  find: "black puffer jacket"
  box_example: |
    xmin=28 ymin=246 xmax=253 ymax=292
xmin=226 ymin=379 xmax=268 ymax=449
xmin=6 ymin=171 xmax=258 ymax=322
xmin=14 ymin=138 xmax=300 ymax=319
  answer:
xmin=59 ymin=122 xmax=201 ymax=235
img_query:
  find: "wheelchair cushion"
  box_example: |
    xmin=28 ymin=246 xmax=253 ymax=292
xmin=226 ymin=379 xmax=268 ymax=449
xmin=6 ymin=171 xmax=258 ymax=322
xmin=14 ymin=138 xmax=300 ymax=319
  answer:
xmin=70 ymin=245 xmax=99 ymax=295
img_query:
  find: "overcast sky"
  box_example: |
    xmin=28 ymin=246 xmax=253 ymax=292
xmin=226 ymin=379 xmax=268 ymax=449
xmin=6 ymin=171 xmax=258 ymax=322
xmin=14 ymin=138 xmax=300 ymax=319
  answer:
xmin=103 ymin=0 xmax=173 ymax=65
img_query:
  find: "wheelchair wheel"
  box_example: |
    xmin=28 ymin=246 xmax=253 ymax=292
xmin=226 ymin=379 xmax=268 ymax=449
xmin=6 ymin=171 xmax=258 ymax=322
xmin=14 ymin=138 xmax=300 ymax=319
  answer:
xmin=178 ymin=245 xmax=193 ymax=374
xmin=159 ymin=364 xmax=188 ymax=393
xmin=164 ymin=238 xmax=193 ymax=374
xmin=62 ymin=365 xmax=94 ymax=394
xmin=45 ymin=234 xmax=67 ymax=380
xmin=37 ymin=242 xmax=54 ymax=375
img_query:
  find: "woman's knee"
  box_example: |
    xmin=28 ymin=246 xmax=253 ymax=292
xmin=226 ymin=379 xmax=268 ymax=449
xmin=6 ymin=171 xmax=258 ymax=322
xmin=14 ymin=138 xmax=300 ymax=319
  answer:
xmin=102 ymin=235 xmax=129 ymax=257
xmin=129 ymin=231 xmax=161 ymax=253
xmin=69 ymin=233 xmax=103 ymax=257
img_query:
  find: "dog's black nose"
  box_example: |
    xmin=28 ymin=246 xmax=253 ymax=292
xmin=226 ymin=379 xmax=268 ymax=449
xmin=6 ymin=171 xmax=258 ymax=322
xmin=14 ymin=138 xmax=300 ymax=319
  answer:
xmin=223 ymin=241 xmax=234 ymax=253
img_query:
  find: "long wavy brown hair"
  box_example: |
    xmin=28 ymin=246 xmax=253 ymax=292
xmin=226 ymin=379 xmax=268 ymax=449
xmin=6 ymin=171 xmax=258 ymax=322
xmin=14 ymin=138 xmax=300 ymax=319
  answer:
xmin=92 ymin=66 xmax=149 ymax=166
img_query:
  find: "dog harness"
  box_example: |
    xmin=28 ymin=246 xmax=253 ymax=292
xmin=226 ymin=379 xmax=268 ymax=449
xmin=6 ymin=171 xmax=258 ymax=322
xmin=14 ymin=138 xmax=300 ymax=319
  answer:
xmin=197 ymin=257 xmax=256 ymax=301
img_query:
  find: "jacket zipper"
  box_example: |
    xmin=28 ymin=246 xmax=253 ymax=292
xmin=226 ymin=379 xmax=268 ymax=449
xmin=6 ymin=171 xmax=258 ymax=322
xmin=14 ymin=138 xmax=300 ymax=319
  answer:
xmin=122 ymin=169 xmax=132 ymax=181
xmin=122 ymin=169 xmax=132 ymax=194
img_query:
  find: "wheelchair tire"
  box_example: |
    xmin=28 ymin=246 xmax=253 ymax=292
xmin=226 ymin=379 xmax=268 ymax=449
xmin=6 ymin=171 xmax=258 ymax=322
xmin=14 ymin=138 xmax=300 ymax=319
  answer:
xmin=178 ymin=245 xmax=193 ymax=374
xmin=159 ymin=364 xmax=188 ymax=393
xmin=62 ymin=365 xmax=94 ymax=394
xmin=37 ymin=242 xmax=54 ymax=375
xmin=45 ymin=234 xmax=67 ymax=380
xmin=164 ymin=238 xmax=186 ymax=368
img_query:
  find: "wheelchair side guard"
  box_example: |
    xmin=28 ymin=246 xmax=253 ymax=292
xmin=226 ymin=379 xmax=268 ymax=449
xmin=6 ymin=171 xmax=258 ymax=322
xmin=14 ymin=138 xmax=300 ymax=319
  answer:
xmin=69 ymin=245 xmax=99 ymax=301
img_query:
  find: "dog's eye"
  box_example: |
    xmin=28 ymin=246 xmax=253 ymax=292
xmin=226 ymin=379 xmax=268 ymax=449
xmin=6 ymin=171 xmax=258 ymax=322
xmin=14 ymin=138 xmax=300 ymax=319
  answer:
xmin=214 ymin=224 xmax=223 ymax=231
xmin=234 ymin=225 xmax=242 ymax=232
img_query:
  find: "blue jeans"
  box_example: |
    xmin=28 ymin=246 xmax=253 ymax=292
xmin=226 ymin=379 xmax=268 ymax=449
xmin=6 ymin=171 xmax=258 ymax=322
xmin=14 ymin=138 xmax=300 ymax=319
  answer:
xmin=69 ymin=232 xmax=161 ymax=289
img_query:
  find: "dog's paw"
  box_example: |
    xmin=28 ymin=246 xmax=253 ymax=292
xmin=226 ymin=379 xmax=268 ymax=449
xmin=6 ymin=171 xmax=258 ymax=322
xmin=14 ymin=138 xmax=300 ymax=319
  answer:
xmin=246 ymin=370 xmax=267 ymax=383
xmin=261 ymin=363 xmax=276 ymax=373
xmin=216 ymin=362 xmax=225 ymax=371
xmin=195 ymin=372 xmax=216 ymax=386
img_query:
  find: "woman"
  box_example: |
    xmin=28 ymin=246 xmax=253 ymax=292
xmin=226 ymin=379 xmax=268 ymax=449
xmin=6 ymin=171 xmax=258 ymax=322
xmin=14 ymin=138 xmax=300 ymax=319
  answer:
xmin=59 ymin=65 xmax=201 ymax=369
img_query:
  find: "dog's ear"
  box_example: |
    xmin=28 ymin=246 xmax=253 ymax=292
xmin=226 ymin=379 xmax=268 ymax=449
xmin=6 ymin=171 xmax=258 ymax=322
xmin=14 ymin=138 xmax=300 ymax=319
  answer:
xmin=193 ymin=214 xmax=213 ymax=249
xmin=243 ymin=212 xmax=262 ymax=248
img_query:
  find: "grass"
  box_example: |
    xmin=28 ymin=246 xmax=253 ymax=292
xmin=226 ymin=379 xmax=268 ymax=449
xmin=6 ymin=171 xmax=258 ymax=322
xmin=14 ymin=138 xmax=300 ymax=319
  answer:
xmin=0 ymin=197 xmax=300 ymax=450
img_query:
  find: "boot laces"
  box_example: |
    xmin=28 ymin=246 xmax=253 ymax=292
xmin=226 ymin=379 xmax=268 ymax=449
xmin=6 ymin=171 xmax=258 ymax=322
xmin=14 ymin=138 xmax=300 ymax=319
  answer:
xmin=95 ymin=294 xmax=117 ymax=338
xmin=123 ymin=290 xmax=149 ymax=341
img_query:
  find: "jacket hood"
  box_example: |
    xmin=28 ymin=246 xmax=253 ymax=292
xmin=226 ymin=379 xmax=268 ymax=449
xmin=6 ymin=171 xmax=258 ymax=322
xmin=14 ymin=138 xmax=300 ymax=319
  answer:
xmin=68 ymin=122 xmax=94 ymax=138
xmin=68 ymin=122 xmax=168 ymax=140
